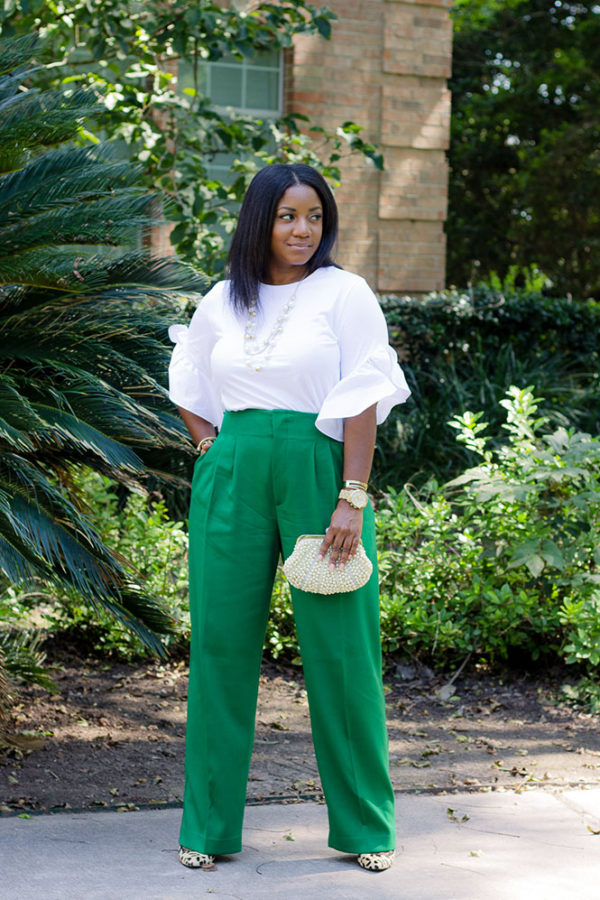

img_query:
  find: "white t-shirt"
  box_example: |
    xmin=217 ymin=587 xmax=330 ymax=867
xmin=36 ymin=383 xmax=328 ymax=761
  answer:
xmin=168 ymin=266 xmax=410 ymax=442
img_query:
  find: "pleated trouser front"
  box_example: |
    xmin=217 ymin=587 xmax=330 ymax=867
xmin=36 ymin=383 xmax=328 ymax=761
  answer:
xmin=179 ymin=409 xmax=395 ymax=855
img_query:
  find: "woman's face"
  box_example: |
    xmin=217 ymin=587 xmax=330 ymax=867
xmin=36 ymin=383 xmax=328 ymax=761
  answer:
xmin=269 ymin=183 xmax=323 ymax=282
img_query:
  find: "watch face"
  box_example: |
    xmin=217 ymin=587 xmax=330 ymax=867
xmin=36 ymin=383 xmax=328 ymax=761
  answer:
xmin=351 ymin=489 xmax=368 ymax=508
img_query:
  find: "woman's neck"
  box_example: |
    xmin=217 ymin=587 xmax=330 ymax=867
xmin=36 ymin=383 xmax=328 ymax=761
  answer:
xmin=264 ymin=264 xmax=309 ymax=286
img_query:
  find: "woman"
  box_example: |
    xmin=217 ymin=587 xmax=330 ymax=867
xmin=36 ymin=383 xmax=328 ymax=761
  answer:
xmin=168 ymin=163 xmax=410 ymax=873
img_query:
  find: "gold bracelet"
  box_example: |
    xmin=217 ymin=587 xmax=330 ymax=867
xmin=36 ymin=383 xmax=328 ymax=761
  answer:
xmin=343 ymin=479 xmax=368 ymax=491
xmin=196 ymin=436 xmax=215 ymax=453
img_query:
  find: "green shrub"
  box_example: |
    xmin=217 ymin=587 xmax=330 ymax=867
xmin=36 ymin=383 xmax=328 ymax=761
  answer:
xmin=376 ymin=385 xmax=600 ymax=672
xmin=377 ymin=284 xmax=600 ymax=488
xmin=265 ymin=571 xmax=300 ymax=662
xmin=0 ymin=585 xmax=57 ymax=690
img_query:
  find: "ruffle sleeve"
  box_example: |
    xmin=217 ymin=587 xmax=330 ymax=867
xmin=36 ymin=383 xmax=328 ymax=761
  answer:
xmin=315 ymin=276 xmax=411 ymax=441
xmin=168 ymin=313 xmax=224 ymax=427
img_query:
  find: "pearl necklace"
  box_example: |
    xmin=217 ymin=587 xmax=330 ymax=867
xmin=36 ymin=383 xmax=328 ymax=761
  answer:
xmin=244 ymin=276 xmax=304 ymax=372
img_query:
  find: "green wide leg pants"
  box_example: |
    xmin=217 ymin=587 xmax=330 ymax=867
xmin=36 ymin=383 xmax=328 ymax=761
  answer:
xmin=180 ymin=409 xmax=395 ymax=855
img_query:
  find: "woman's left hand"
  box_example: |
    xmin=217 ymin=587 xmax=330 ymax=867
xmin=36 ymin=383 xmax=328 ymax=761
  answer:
xmin=318 ymin=501 xmax=363 ymax=569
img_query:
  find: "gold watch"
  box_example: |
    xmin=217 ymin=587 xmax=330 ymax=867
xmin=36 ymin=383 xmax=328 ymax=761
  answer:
xmin=338 ymin=487 xmax=368 ymax=510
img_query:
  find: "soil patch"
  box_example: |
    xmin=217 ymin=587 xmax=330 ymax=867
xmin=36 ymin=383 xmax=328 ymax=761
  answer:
xmin=2 ymin=652 xmax=600 ymax=815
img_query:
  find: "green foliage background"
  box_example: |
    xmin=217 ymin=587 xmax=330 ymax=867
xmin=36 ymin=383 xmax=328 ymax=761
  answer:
xmin=448 ymin=0 xmax=600 ymax=299
xmin=375 ymin=279 xmax=600 ymax=489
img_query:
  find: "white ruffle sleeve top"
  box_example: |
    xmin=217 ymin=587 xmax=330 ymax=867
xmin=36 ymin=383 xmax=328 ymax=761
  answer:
xmin=168 ymin=266 xmax=410 ymax=442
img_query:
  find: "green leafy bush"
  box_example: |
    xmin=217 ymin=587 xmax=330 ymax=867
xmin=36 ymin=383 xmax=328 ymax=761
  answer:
xmin=265 ymin=571 xmax=299 ymax=662
xmin=377 ymin=385 xmax=600 ymax=672
xmin=0 ymin=585 xmax=56 ymax=691
xmin=377 ymin=283 xmax=600 ymax=489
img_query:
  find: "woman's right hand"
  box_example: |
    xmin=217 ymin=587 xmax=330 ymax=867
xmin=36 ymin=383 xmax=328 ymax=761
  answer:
xmin=177 ymin=408 xmax=217 ymax=453
xmin=197 ymin=436 xmax=216 ymax=455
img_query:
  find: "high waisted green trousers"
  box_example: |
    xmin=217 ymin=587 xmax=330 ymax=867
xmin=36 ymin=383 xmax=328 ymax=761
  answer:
xmin=180 ymin=409 xmax=395 ymax=855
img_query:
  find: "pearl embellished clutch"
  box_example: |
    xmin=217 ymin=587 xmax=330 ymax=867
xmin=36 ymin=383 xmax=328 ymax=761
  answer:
xmin=283 ymin=535 xmax=373 ymax=595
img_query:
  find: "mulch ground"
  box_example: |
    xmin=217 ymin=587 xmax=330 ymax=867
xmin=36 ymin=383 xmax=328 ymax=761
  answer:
xmin=2 ymin=651 xmax=600 ymax=816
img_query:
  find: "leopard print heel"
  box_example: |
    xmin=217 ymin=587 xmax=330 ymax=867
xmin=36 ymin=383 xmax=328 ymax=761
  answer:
xmin=357 ymin=850 xmax=395 ymax=871
xmin=178 ymin=846 xmax=216 ymax=869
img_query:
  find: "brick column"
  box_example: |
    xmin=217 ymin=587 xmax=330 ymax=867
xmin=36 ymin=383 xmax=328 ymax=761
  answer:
xmin=289 ymin=0 xmax=452 ymax=294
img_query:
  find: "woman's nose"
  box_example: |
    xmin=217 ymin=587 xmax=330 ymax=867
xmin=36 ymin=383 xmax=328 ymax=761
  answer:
xmin=292 ymin=217 xmax=310 ymax=235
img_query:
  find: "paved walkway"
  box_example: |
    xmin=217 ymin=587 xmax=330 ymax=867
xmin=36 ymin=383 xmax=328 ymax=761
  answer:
xmin=3 ymin=788 xmax=600 ymax=899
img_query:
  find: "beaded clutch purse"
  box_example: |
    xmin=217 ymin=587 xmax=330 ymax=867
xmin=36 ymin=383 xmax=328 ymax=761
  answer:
xmin=283 ymin=534 xmax=373 ymax=595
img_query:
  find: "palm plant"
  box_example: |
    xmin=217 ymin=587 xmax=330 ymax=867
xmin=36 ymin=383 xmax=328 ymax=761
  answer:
xmin=0 ymin=34 xmax=205 ymax=677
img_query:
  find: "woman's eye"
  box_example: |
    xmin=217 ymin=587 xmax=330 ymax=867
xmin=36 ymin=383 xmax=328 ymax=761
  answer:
xmin=310 ymin=214 xmax=322 ymax=222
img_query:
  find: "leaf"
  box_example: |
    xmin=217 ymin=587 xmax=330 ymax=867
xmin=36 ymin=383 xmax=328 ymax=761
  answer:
xmin=540 ymin=540 xmax=565 ymax=570
xmin=525 ymin=555 xmax=545 ymax=577
xmin=508 ymin=539 xmax=549 ymax=576
xmin=315 ymin=16 xmax=332 ymax=39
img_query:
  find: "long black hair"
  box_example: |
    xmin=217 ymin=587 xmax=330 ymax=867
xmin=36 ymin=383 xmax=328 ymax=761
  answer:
xmin=226 ymin=163 xmax=338 ymax=312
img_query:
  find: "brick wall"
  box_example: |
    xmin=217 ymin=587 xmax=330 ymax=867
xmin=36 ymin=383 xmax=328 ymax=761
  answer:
xmin=289 ymin=0 xmax=452 ymax=294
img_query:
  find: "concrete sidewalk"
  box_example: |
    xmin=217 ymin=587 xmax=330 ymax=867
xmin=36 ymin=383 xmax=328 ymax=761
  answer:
xmin=3 ymin=788 xmax=600 ymax=899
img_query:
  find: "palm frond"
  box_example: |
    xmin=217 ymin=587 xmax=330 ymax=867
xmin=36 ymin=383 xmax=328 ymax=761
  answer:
xmin=0 ymin=248 xmax=205 ymax=295
xmin=31 ymin=404 xmax=145 ymax=471
xmin=0 ymin=33 xmax=39 ymax=78
xmin=3 ymin=494 xmax=120 ymax=595
xmin=0 ymin=194 xmax=161 ymax=254
xmin=0 ymin=34 xmax=202 ymax=657
xmin=0 ymin=145 xmax=141 ymax=221
xmin=0 ymin=642 xmax=18 ymax=743
xmin=0 ymin=494 xmax=174 ymax=642
xmin=0 ymin=531 xmax=40 ymax=582
xmin=0 ymin=87 xmax=99 ymax=170
xmin=0 ymin=379 xmax=42 ymax=450
xmin=1 ymin=454 xmax=119 ymax=552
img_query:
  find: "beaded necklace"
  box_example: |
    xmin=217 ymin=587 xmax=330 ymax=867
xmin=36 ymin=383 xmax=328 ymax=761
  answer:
xmin=244 ymin=276 xmax=305 ymax=372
